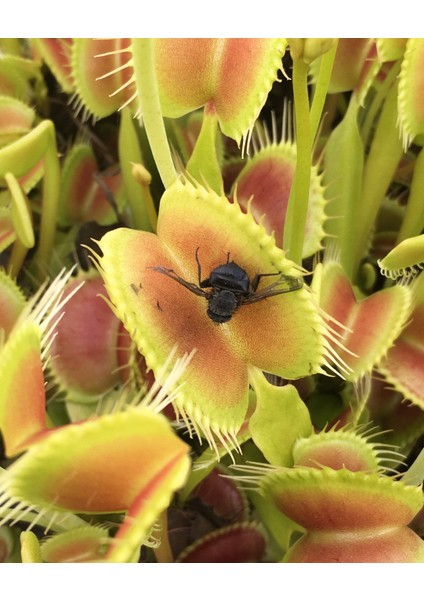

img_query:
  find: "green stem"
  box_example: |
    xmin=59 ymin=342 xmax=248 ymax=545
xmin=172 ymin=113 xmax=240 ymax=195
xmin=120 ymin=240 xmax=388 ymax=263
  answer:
xmin=0 ymin=120 xmax=60 ymax=279
xmin=309 ymin=42 xmax=338 ymax=144
xmin=153 ymin=510 xmax=173 ymax=562
xmin=131 ymin=39 xmax=177 ymax=189
xmin=352 ymin=82 xmax=404 ymax=278
xmin=283 ymin=58 xmax=312 ymax=265
xmin=400 ymin=448 xmax=424 ymax=486
xmin=397 ymin=147 xmax=424 ymax=243
xmin=8 ymin=239 xmax=28 ymax=279
xmin=360 ymin=60 xmax=401 ymax=149
xmin=131 ymin=163 xmax=158 ymax=232
xmin=118 ymin=107 xmax=154 ymax=231
xmin=327 ymin=96 xmax=364 ymax=280
xmin=186 ymin=107 xmax=223 ymax=194
xmin=34 ymin=123 xmax=60 ymax=278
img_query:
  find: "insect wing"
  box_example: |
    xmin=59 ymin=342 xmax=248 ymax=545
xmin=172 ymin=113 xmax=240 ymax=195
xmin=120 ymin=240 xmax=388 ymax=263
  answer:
xmin=242 ymin=274 xmax=303 ymax=305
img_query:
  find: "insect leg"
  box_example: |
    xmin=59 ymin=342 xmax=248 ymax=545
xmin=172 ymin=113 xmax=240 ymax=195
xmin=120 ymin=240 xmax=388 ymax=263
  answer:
xmin=148 ymin=266 xmax=208 ymax=298
xmin=195 ymin=247 xmax=203 ymax=286
xmin=251 ymin=271 xmax=281 ymax=292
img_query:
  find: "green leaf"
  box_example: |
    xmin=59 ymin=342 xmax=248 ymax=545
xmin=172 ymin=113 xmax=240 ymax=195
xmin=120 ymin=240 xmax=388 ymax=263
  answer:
xmin=323 ymin=96 xmax=364 ymax=279
xmin=5 ymin=172 xmax=34 ymax=248
xmin=20 ymin=531 xmax=42 ymax=563
xmin=248 ymin=367 xmax=313 ymax=466
xmin=186 ymin=109 xmax=223 ymax=194
xmin=118 ymin=107 xmax=155 ymax=231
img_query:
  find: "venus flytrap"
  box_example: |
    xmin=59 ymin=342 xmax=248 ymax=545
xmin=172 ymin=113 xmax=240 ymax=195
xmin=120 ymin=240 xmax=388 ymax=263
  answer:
xmin=0 ymin=269 xmax=81 ymax=456
xmin=398 ymin=38 xmax=424 ymax=148
xmin=33 ymin=39 xmax=74 ymax=94
xmin=95 ymin=177 xmax=337 ymax=454
xmin=0 ymin=270 xmax=26 ymax=340
xmin=378 ymin=234 xmax=424 ymax=280
xmin=233 ymin=426 xmax=424 ymax=562
xmin=231 ymin=120 xmax=327 ymax=254
xmin=313 ymin=38 xmax=373 ymax=95
xmin=396 ymin=148 xmax=424 ymax=243
xmin=176 ymin=522 xmax=266 ymax=563
xmin=268 ymin=468 xmax=424 ymax=562
xmin=312 ymin=258 xmax=413 ymax=382
xmin=378 ymin=271 xmax=424 ymax=411
xmin=0 ymin=323 xmax=193 ymax=562
xmin=0 ymin=266 xmax=193 ymax=562
xmin=167 ymin=466 xmax=267 ymax=563
xmin=48 ymin=271 xmax=123 ymax=403
xmin=58 ymin=143 xmax=123 ymax=228
xmin=71 ymin=38 xmax=287 ymax=189
xmin=0 ymin=96 xmax=35 ymax=147
xmin=38 ymin=526 xmax=111 ymax=563
xmin=366 ymin=377 xmax=424 ymax=451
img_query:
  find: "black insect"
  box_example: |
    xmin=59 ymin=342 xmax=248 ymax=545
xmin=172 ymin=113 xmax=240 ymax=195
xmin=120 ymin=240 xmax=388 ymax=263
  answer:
xmin=149 ymin=248 xmax=303 ymax=324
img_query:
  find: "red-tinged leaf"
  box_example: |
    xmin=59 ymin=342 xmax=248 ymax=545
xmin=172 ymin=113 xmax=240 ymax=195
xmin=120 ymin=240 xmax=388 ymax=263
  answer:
xmin=34 ymin=39 xmax=74 ymax=92
xmin=0 ymin=321 xmax=49 ymax=456
xmin=0 ymin=269 xmax=86 ymax=456
xmin=41 ymin=527 xmax=109 ymax=563
xmin=153 ymin=38 xmax=286 ymax=145
xmin=106 ymin=441 xmax=191 ymax=562
xmin=0 ymin=60 xmax=31 ymax=101
xmin=231 ymin=142 xmax=326 ymax=254
xmin=116 ymin=321 xmax=155 ymax=390
xmin=0 ymin=208 xmax=16 ymax=252
xmin=260 ymin=467 xmax=423 ymax=532
xmin=176 ymin=522 xmax=266 ymax=563
xmin=72 ymin=39 xmax=135 ymax=118
xmin=0 ymin=270 xmax=26 ymax=339
xmin=191 ymin=468 xmax=248 ymax=522
xmin=49 ymin=273 xmax=122 ymax=401
xmin=285 ymin=526 xmax=424 ymax=563
xmin=11 ymin=159 xmax=44 ymax=195
xmin=399 ymin=38 xmax=424 ymax=147
xmin=6 ymin=407 xmax=190 ymax=516
xmin=59 ymin=143 xmax=122 ymax=226
xmin=379 ymin=272 xmax=424 ymax=410
xmin=314 ymin=260 xmax=413 ymax=381
xmin=0 ymin=96 xmax=35 ymax=147
xmin=313 ymin=39 xmax=373 ymax=94
xmin=292 ymin=429 xmax=381 ymax=472
xmin=0 ymin=527 xmax=15 ymax=562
